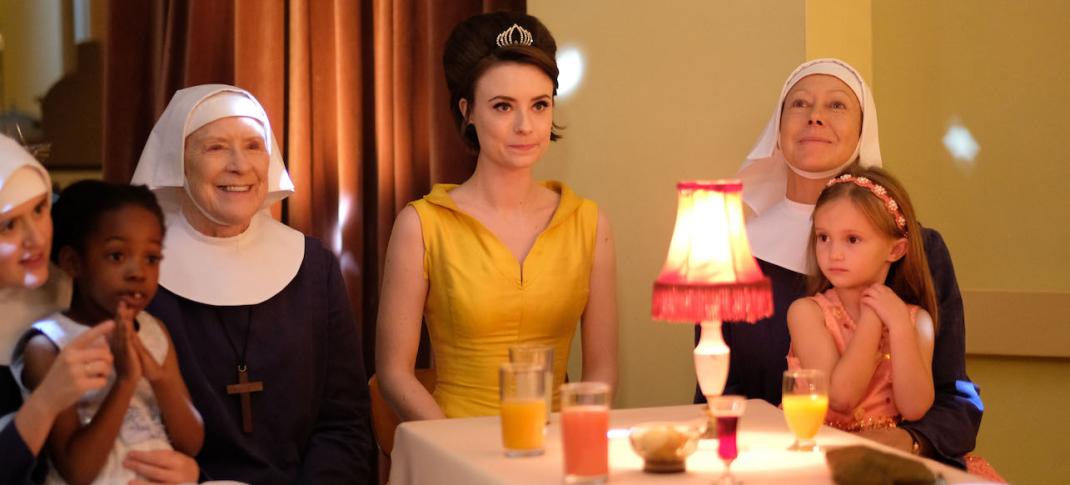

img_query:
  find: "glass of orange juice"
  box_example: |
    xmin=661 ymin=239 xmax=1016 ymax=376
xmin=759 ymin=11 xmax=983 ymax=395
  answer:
xmin=500 ymin=362 xmax=547 ymax=457
xmin=560 ymin=382 xmax=610 ymax=484
xmin=508 ymin=344 xmax=554 ymax=424
xmin=781 ymin=369 xmax=829 ymax=451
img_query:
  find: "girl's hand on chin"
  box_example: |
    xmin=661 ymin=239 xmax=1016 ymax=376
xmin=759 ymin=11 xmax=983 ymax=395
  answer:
xmin=861 ymin=284 xmax=911 ymax=335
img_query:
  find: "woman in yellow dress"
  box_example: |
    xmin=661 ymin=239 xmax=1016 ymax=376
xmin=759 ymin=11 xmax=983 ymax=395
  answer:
xmin=376 ymin=11 xmax=618 ymax=419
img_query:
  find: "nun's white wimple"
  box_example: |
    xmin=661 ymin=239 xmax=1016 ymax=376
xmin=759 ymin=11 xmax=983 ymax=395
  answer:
xmin=736 ymin=58 xmax=882 ymax=216
xmin=735 ymin=58 xmax=883 ymax=274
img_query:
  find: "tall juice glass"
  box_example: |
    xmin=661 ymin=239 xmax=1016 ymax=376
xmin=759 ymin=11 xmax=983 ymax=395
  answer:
xmin=782 ymin=369 xmax=828 ymax=451
xmin=561 ymin=382 xmax=610 ymax=484
xmin=500 ymin=362 xmax=547 ymax=457
xmin=509 ymin=344 xmax=554 ymax=424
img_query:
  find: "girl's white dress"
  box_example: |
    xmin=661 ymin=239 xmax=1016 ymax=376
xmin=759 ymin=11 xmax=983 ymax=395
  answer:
xmin=11 ymin=311 xmax=174 ymax=485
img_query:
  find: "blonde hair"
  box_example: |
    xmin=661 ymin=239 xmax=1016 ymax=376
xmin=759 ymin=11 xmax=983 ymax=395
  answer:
xmin=807 ymin=166 xmax=938 ymax=330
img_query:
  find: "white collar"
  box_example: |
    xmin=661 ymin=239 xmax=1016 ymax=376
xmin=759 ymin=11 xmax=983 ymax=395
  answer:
xmin=746 ymin=198 xmax=815 ymax=275
xmin=0 ymin=266 xmax=71 ymax=365
xmin=159 ymin=209 xmax=305 ymax=306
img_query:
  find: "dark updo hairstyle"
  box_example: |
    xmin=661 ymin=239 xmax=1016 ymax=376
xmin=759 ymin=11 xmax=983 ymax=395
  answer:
xmin=443 ymin=11 xmax=561 ymax=151
xmin=51 ymin=180 xmax=166 ymax=262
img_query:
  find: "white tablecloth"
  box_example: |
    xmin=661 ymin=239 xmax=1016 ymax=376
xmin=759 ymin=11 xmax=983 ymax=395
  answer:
xmin=390 ymin=400 xmax=992 ymax=484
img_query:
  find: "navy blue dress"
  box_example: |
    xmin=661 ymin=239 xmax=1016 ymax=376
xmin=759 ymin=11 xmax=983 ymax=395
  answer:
xmin=148 ymin=237 xmax=374 ymax=484
xmin=1 ymin=370 xmax=36 ymax=485
xmin=697 ymin=227 xmax=983 ymax=469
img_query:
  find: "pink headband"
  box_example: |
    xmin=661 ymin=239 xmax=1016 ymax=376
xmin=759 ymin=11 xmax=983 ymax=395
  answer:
xmin=826 ymin=174 xmax=907 ymax=233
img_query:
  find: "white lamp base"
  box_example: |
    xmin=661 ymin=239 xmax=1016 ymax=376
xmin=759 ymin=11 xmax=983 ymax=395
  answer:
xmin=695 ymin=320 xmax=730 ymax=397
xmin=695 ymin=320 xmax=730 ymax=438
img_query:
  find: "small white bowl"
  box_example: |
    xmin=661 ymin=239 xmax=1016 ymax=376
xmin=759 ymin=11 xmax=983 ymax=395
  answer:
xmin=628 ymin=421 xmax=704 ymax=473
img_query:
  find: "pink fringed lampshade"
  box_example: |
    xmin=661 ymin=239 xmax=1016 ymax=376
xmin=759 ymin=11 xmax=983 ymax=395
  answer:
xmin=652 ymin=181 xmax=773 ymax=323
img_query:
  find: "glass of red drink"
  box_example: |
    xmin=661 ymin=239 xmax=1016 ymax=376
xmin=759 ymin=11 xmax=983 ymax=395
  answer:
xmin=709 ymin=396 xmax=746 ymax=484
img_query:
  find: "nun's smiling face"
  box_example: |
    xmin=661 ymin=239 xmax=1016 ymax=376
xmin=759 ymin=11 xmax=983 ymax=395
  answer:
xmin=0 ymin=194 xmax=52 ymax=289
xmin=778 ymin=74 xmax=862 ymax=173
xmin=182 ymin=116 xmax=269 ymax=237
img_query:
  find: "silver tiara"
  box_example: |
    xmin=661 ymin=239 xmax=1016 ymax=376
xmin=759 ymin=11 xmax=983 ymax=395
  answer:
xmin=495 ymin=24 xmax=533 ymax=48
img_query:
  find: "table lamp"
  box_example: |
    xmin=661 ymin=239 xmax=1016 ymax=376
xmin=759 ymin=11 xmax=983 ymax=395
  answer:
xmin=652 ymin=180 xmax=773 ymax=401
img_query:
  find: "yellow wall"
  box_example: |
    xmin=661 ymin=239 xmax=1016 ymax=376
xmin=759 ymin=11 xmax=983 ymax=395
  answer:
xmin=0 ymin=0 xmax=66 ymax=117
xmin=966 ymin=356 xmax=1070 ymax=483
xmin=529 ymin=0 xmax=806 ymax=408
xmin=805 ymin=0 xmax=872 ymax=81
xmin=872 ymin=1 xmax=1070 ymax=482
xmin=872 ymin=0 xmax=1070 ymax=294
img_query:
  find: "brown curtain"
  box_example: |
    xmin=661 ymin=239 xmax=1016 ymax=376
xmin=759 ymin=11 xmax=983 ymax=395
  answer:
xmin=103 ymin=0 xmax=525 ymax=373
xmin=103 ymin=0 xmax=234 ymax=182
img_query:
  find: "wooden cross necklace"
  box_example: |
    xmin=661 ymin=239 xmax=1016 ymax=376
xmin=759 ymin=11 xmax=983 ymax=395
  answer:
xmin=220 ymin=307 xmax=263 ymax=433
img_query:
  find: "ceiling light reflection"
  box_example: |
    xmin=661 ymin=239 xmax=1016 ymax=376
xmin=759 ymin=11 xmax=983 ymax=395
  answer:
xmin=556 ymin=47 xmax=584 ymax=99
xmin=943 ymin=119 xmax=980 ymax=166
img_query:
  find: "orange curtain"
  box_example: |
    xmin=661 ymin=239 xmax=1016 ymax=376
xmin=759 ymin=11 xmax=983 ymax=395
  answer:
xmin=103 ymin=0 xmax=525 ymax=372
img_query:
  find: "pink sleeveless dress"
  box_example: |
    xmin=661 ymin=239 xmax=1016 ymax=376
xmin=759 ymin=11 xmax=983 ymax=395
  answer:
xmin=787 ymin=289 xmax=915 ymax=432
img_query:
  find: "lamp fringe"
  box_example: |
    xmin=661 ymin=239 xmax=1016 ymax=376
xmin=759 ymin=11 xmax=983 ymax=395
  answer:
xmin=652 ymin=279 xmax=773 ymax=323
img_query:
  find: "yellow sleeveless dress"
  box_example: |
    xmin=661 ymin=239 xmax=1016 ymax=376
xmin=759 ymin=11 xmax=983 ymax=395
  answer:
xmin=410 ymin=181 xmax=598 ymax=418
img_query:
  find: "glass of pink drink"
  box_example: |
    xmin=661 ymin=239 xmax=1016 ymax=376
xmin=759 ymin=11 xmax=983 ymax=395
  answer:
xmin=561 ymin=382 xmax=611 ymax=484
xmin=709 ymin=396 xmax=746 ymax=484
